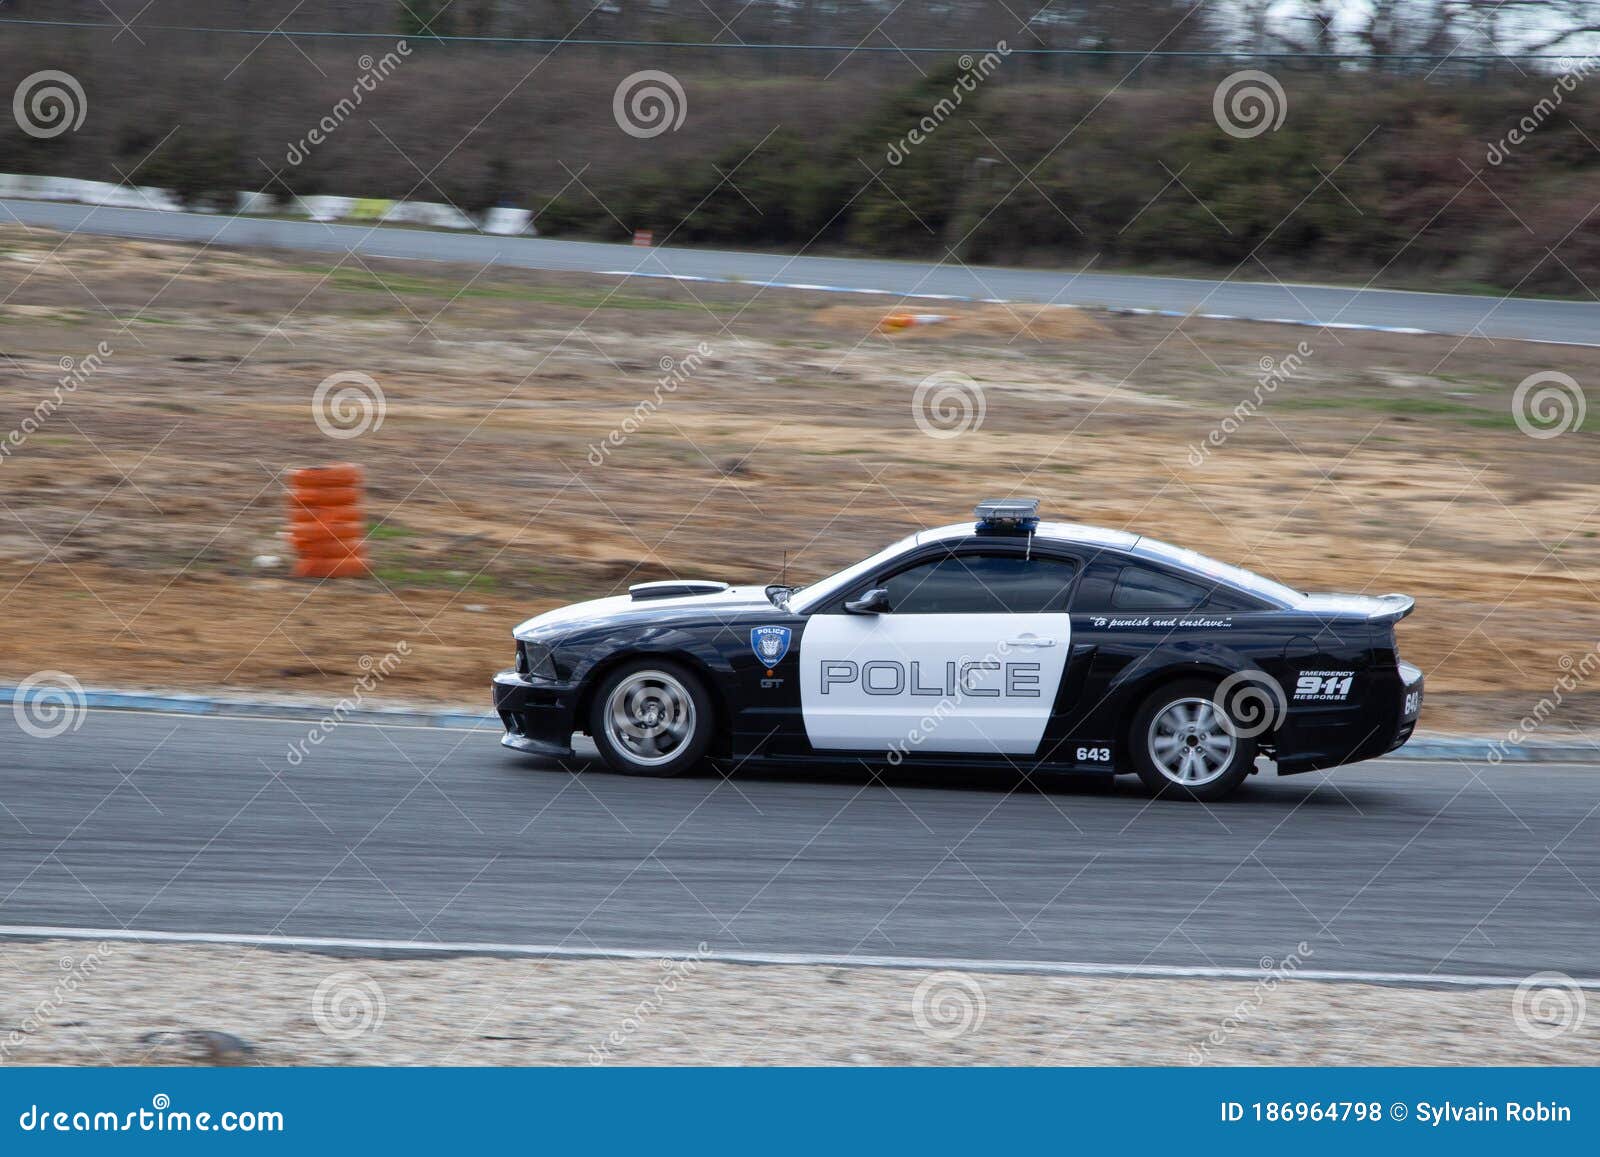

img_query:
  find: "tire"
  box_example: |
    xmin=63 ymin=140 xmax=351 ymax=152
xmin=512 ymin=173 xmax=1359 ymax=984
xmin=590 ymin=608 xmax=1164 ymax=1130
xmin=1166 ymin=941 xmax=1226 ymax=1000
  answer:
xmin=287 ymin=486 xmax=363 ymax=510
xmin=288 ymin=463 xmax=364 ymax=489
xmin=292 ymin=555 xmax=369 ymax=579
xmin=289 ymin=513 xmax=365 ymax=538
xmin=293 ymin=539 xmax=365 ymax=561
xmin=588 ymin=659 xmax=713 ymax=778
xmin=1128 ymin=677 xmax=1257 ymax=802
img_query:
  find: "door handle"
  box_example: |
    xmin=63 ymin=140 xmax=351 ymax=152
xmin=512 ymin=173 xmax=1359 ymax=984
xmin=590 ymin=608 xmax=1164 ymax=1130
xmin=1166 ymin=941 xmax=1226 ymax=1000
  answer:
xmin=1004 ymin=635 xmax=1056 ymax=648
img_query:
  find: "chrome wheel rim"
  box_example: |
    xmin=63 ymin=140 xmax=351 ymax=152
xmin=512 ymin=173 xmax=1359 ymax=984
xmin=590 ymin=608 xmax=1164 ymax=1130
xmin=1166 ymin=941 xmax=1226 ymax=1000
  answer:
xmin=1148 ymin=697 xmax=1236 ymax=786
xmin=604 ymin=670 xmax=696 ymax=766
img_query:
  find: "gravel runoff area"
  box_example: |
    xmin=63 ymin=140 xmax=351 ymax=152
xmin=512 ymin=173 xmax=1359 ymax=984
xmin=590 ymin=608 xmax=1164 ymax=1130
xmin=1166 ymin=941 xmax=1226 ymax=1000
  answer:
xmin=1 ymin=940 xmax=1594 ymax=1067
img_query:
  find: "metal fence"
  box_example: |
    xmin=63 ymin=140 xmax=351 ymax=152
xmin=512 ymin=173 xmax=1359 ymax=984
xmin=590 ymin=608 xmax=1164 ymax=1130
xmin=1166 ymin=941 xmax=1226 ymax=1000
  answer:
xmin=0 ymin=17 xmax=1578 ymax=86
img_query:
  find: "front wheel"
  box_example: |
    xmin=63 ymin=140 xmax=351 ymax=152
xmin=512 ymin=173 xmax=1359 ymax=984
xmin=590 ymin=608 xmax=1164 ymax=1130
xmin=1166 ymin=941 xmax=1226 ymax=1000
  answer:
xmin=1129 ymin=678 xmax=1257 ymax=802
xmin=588 ymin=660 xmax=712 ymax=777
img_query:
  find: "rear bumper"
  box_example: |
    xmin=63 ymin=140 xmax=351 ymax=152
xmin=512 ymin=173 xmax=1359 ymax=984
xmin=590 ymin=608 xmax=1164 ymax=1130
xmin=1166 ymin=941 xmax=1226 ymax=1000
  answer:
xmin=1275 ymin=662 xmax=1423 ymax=774
xmin=492 ymin=669 xmax=579 ymax=758
xmin=1385 ymin=661 xmax=1425 ymax=753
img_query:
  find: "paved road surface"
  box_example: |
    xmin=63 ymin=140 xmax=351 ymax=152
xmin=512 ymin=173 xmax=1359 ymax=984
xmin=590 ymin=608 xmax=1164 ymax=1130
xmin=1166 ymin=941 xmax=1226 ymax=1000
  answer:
xmin=5 ymin=198 xmax=1599 ymax=345
xmin=2 ymin=708 xmax=1596 ymax=978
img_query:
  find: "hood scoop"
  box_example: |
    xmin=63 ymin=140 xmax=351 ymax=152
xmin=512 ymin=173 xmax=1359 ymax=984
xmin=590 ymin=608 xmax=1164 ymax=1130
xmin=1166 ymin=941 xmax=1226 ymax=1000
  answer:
xmin=628 ymin=580 xmax=730 ymax=601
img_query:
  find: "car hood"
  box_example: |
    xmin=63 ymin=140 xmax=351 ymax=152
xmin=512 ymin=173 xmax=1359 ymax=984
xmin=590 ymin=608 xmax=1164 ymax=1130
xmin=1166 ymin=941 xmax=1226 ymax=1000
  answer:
xmin=513 ymin=585 xmax=777 ymax=640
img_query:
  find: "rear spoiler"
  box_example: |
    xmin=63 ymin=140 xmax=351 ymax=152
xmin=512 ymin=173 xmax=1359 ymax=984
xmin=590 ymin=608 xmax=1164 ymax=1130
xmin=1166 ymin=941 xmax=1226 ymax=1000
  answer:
xmin=1368 ymin=594 xmax=1416 ymax=624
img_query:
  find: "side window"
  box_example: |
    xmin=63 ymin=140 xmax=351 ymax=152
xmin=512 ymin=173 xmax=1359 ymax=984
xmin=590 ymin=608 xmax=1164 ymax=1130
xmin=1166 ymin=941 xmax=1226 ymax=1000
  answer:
xmin=1110 ymin=565 xmax=1208 ymax=612
xmin=1201 ymin=587 xmax=1259 ymax=613
xmin=880 ymin=554 xmax=1077 ymax=614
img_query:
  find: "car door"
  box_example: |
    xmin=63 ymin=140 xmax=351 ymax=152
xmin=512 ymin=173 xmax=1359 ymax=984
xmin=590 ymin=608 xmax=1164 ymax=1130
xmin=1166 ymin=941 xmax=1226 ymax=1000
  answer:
xmin=799 ymin=549 xmax=1075 ymax=755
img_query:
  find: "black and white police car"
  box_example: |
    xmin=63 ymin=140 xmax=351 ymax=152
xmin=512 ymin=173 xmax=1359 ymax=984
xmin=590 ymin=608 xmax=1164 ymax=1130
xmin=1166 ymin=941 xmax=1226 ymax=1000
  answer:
xmin=493 ymin=500 xmax=1422 ymax=800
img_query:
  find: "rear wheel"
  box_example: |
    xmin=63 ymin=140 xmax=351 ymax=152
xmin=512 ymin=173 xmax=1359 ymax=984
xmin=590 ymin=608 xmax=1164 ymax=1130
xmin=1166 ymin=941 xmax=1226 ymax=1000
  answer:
xmin=1129 ymin=678 xmax=1256 ymax=802
xmin=588 ymin=660 xmax=712 ymax=777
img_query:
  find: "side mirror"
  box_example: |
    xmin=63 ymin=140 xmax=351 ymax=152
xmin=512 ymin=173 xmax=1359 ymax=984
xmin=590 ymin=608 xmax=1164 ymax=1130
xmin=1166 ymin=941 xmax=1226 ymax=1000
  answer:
xmin=844 ymin=588 xmax=891 ymax=615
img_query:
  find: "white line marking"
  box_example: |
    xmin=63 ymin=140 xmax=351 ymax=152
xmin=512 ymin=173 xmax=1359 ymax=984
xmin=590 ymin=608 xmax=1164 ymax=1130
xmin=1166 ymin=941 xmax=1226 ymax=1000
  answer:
xmin=1 ymin=923 xmax=1593 ymax=988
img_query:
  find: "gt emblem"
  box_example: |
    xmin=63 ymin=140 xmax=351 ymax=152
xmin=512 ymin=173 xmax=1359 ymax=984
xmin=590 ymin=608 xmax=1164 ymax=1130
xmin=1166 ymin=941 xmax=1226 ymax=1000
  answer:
xmin=750 ymin=626 xmax=792 ymax=670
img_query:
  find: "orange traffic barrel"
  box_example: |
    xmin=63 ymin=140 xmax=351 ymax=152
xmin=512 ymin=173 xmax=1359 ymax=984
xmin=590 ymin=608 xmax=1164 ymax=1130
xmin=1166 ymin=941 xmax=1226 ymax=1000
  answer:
xmin=286 ymin=464 xmax=369 ymax=579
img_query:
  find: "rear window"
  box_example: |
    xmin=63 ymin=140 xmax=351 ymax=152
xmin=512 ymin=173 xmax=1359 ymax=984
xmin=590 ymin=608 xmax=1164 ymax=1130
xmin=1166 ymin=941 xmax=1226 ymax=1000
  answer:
xmin=1112 ymin=567 xmax=1207 ymax=612
xmin=1132 ymin=538 xmax=1300 ymax=606
xmin=1110 ymin=565 xmax=1262 ymax=613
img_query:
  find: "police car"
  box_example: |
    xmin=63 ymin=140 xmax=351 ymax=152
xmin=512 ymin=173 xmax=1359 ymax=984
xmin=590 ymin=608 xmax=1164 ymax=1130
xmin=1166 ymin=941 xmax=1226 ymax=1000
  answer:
xmin=493 ymin=500 xmax=1422 ymax=800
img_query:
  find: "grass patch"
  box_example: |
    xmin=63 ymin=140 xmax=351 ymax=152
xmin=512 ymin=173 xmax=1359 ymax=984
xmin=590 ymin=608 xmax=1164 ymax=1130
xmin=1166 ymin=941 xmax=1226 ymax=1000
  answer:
xmin=1278 ymin=393 xmax=1545 ymax=433
xmin=371 ymin=565 xmax=496 ymax=591
xmin=306 ymin=267 xmax=722 ymax=312
xmin=367 ymin=521 xmax=416 ymax=540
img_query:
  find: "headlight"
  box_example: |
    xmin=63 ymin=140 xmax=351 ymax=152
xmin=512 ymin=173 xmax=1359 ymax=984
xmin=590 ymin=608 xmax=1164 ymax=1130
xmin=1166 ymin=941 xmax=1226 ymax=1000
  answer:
xmin=518 ymin=641 xmax=557 ymax=680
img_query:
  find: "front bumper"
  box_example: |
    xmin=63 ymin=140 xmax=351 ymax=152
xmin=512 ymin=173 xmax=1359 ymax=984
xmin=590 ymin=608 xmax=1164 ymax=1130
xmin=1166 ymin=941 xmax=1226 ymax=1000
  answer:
xmin=492 ymin=669 xmax=579 ymax=758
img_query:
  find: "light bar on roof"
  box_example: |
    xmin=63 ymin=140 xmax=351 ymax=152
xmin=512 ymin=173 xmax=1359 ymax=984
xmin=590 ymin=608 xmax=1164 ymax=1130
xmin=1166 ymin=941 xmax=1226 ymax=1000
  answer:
xmin=974 ymin=497 xmax=1040 ymax=532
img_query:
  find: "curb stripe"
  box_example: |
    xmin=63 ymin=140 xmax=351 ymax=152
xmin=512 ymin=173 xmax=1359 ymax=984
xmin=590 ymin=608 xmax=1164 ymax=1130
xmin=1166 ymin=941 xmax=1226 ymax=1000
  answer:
xmin=0 ymin=684 xmax=498 ymax=731
xmin=0 ymin=684 xmax=1589 ymax=763
xmin=1 ymin=923 xmax=1593 ymax=989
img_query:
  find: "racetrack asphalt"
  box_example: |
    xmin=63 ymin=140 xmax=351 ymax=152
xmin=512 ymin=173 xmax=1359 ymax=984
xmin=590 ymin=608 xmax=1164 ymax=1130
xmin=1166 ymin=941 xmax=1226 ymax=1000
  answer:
xmin=6 ymin=198 xmax=1600 ymax=345
xmin=3 ymin=707 xmax=1596 ymax=979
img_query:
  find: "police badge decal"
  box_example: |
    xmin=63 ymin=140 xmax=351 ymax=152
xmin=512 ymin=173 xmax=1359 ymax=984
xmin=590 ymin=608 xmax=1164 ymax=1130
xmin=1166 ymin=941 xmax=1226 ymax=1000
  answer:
xmin=750 ymin=626 xmax=792 ymax=673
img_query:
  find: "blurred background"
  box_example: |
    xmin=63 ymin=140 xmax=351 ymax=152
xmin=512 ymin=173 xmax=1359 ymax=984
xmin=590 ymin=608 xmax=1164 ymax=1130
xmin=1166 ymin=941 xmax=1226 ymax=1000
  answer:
xmin=4 ymin=1 xmax=1600 ymax=290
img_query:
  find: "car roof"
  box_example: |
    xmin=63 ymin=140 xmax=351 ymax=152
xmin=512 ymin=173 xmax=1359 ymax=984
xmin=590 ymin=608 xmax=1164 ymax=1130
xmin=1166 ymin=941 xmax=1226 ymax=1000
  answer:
xmin=914 ymin=519 xmax=1302 ymax=607
xmin=792 ymin=517 xmax=1300 ymax=614
xmin=916 ymin=520 xmax=1140 ymax=551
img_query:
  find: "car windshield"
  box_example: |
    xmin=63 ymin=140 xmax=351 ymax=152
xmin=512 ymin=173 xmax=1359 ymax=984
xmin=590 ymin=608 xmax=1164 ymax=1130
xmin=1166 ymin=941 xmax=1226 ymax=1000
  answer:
xmin=1132 ymin=537 xmax=1302 ymax=606
xmin=789 ymin=534 xmax=920 ymax=613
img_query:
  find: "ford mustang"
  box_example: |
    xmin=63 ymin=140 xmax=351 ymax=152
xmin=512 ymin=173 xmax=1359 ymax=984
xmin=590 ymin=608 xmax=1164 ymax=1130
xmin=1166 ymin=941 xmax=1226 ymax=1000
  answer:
xmin=492 ymin=499 xmax=1422 ymax=800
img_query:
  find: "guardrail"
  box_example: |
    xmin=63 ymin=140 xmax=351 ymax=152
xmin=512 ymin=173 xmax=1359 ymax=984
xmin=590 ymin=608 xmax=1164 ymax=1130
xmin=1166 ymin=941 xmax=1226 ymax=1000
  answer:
xmin=0 ymin=173 xmax=535 ymax=236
